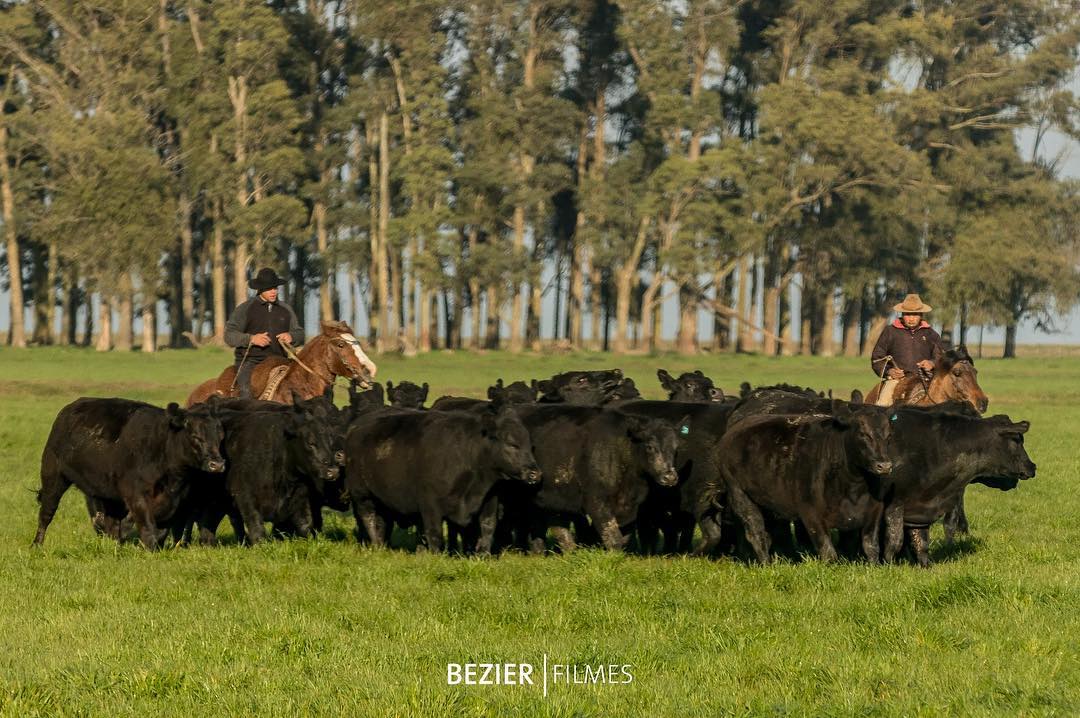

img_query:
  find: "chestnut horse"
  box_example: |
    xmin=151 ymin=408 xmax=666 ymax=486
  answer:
xmin=186 ymin=320 xmax=377 ymax=407
xmin=865 ymin=346 xmax=989 ymax=414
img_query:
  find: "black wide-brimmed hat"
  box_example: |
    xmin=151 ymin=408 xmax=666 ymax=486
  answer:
xmin=249 ymin=267 xmax=285 ymax=292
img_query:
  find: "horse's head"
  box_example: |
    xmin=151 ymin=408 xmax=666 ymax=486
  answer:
xmin=933 ymin=346 xmax=988 ymax=414
xmin=317 ymin=321 xmax=378 ymax=387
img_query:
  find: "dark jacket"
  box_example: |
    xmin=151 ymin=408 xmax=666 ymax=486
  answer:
xmin=870 ymin=319 xmax=944 ymax=377
xmin=224 ymin=296 xmax=305 ymax=363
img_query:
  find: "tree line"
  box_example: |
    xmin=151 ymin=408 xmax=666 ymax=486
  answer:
xmin=1 ymin=0 xmax=1078 ymax=358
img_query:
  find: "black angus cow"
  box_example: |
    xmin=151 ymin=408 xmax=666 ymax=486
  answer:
xmin=181 ymin=397 xmax=340 ymax=544
xmin=727 ymin=387 xmax=834 ymax=428
xmin=658 ymin=369 xmax=724 ymax=402
xmin=386 ymin=380 xmax=429 ymax=409
xmin=430 ymin=378 xmax=538 ymax=412
xmin=738 ymin=382 xmax=823 ymax=400
xmin=883 ymin=404 xmax=1036 ymax=566
xmin=610 ymin=377 xmax=642 ymax=400
xmin=504 ymin=405 xmax=682 ymax=553
xmin=704 ymin=403 xmax=894 ymax=563
xmin=344 ymin=402 xmax=541 ymax=552
xmin=536 ymin=369 xmax=625 ymax=405
xmin=614 ymin=400 xmax=736 ymax=553
xmin=35 ymin=398 xmax=225 ymax=549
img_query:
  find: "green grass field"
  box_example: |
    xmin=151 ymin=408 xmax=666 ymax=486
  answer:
xmin=1 ymin=346 xmax=1077 ymax=716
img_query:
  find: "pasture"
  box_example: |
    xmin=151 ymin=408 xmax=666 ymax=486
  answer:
xmin=1 ymin=346 xmax=1078 ymax=716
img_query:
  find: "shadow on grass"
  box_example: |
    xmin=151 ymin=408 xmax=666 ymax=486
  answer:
xmin=930 ymin=534 xmax=985 ymax=564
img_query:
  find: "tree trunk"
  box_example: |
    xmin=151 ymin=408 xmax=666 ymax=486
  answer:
xmin=509 ymin=204 xmax=526 ymax=353
xmin=45 ymin=241 xmax=58 ymax=343
xmin=484 ymin=285 xmax=500 ymax=349
xmin=820 ymin=287 xmax=836 ymax=357
xmin=142 ymin=299 xmax=156 ymax=353
xmin=528 ymin=270 xmax=542 ymax=352
xmin=736 ymin=254 xmax=752 ymax=352
xmin=180 ymin=192 xmax=195 ymax=336
xmin=676 ymin=282 xmax=697 ymax=354
xmin=59 ymin=266 xmax=76 ymax=346
xmin=315 ymin=191 xmax=332 ymax=324
xmin=589 ymin=264 xmax=603 ymax=350
xmin=1 ymin=120 xmax=25 ymax=348
xmin=842 ymin=293 xmax=860 ymax=357
xmin=613 ymin=268 xmax=634 ymax=354
xmin=800 ymin=289 xmax=813 ymax=356
xmin=95 ymin=296 xmax=112 ymax=352
xmin=81 ymin=287 xmax=94 ymax=347
xmin=862 ymin=315 xmax=888 ymax=358
xmin=468 ymin=226 xmax=481 ymax=350
xmin=378 ymin=111 xmax=393 ymax=351
xmin=211 ymin=199 xmax=227 ymax=344
xmin=116 ymin=289 xmax=134 ymax=352
xmin=640 ymin=272 xmax=662 ymax=352
xmin=714 ymin=269 xmax=733 ymax=352
xmin=419 ymin=286 xmax=432 ymax=353
xmin=1003 ymin=322 xmax=1017 ymax=358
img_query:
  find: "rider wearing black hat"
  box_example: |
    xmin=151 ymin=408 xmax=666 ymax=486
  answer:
xmin=224 ymin=267 xmax=306 ymax=399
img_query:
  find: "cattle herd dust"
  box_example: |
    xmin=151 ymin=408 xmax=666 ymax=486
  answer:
xmin=33 ymin=365 xmax=1035 ymax=567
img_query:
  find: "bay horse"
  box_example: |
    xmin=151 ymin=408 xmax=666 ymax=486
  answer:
xmin=186 ymin=320 xmax=377 ymax=407
xmin=865 ymin=346 xmax=989 ymax=414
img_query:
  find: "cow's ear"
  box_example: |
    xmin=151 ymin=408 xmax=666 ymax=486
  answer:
xmin=739 ymin=381 xmax=751 ymax=398
xmin=530 ymin=379 xmax=539 ymax=393
xmin=693 ymin=370 xmax=704 ymax=378
xmin=290 ymin=389 xmax=305 ymax=406
xmin=495 ymin=378 xmax=504 ymax=389
xmin=420 ymin=382 xmax=429 ymax=400
xmin=997 ymin=420 xmax=1030 ymax=436
xmin=625 ymin=416 xmax=649 ymax=442
xmin=386 ymin=380 xmax=395 ymax=394
xmin=166 ymin=403 xmax=185 ymax=430
xmin=850 ymin=389 xmax=864 ymax=404
xmin=536 ymin=379 xmax=554 ymax=397
xmin=830 ymin=400 xmax=852 ymax=428
xmin=657 ymin=369 xmax=675 ymax=391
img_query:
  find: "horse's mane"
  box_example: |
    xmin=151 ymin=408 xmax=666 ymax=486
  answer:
xmin=319 ymin=320 xmax=356 ymax=338
xmin=937 ymin=345 xmax=974 ymax=372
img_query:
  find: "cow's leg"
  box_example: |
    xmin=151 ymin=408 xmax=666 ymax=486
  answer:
xmin=34 ymin=457 xmax=71 ymax=546
xmin=860 ymin=507 xmax=884 ymax=564
xmin=350 ymin=495 xmax=384 ymax=547
xmin=124 ymin=495 xmax=161 ymax=551
xmin=636 ymin=513 xmax=659 ymax=555
xmin=943 ymin=493 xmax=969 ymax=544
xmin=472 ymin=496 xmax=499 ymax=556
xmin=549 ymin=522 xmax=577 ymax=553
xmin=591 ymin=511 xmax=627 ymax=551
xmin=419 ymin=507 xmax=444 ymax=552
xmin=798 ymin=515 xmax=838 ymax=563
xmin=908 ymin=526 xmax=931 ymax=567
xmin=725 ymin=486 xmax=771 ymax=563
xmin=882 ymin=504 xmax=905 ymax=563
xmin=232 ymin=495 xmax=265 ymax=545
xmin=693 ymin=511 xmax=725 ymax=556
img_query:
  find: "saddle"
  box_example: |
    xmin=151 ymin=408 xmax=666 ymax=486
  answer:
xmin=259 ymin=365 xmax=291 ymax=401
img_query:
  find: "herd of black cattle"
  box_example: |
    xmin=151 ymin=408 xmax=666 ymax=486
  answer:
xmin=33 ymin=366 xmax=1036 ymax=566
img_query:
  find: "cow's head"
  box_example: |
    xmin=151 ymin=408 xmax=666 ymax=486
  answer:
xmin=536 ymin=369 xmax=624 ymax=405
xmin=833 ymin=402 xmax=893 ymax=480
xmin=285 ymin=400 xmax=340 ymax=486
xmin=386 ymin=380 xmax=429 ymax=409
xmin=488 ymin=378 xmax=540 ymax=405
xmin=627 ymin=415 xmax=684 ymax=487
xmin=348 ymin=381 xmax=385 ymax=418
xmin=168 ymin=402 xmax=225 ymax=473
xmin=481 ymin=404 xmax=541 ymax=484
xmin=971 ymin=416 xmax=1037 ymax=490
xmin=658 ymin=369 xmax=723 ymax=402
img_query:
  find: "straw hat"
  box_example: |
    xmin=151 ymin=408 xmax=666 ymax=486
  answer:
xmin=893 ymin=293 xmax=932 ymax=313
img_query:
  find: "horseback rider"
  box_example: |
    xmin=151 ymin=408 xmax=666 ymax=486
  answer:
xmin=224 ymin=268 xmax=305 ymax=399
xmin=870 ymin=293 xmax=944 ymax=404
